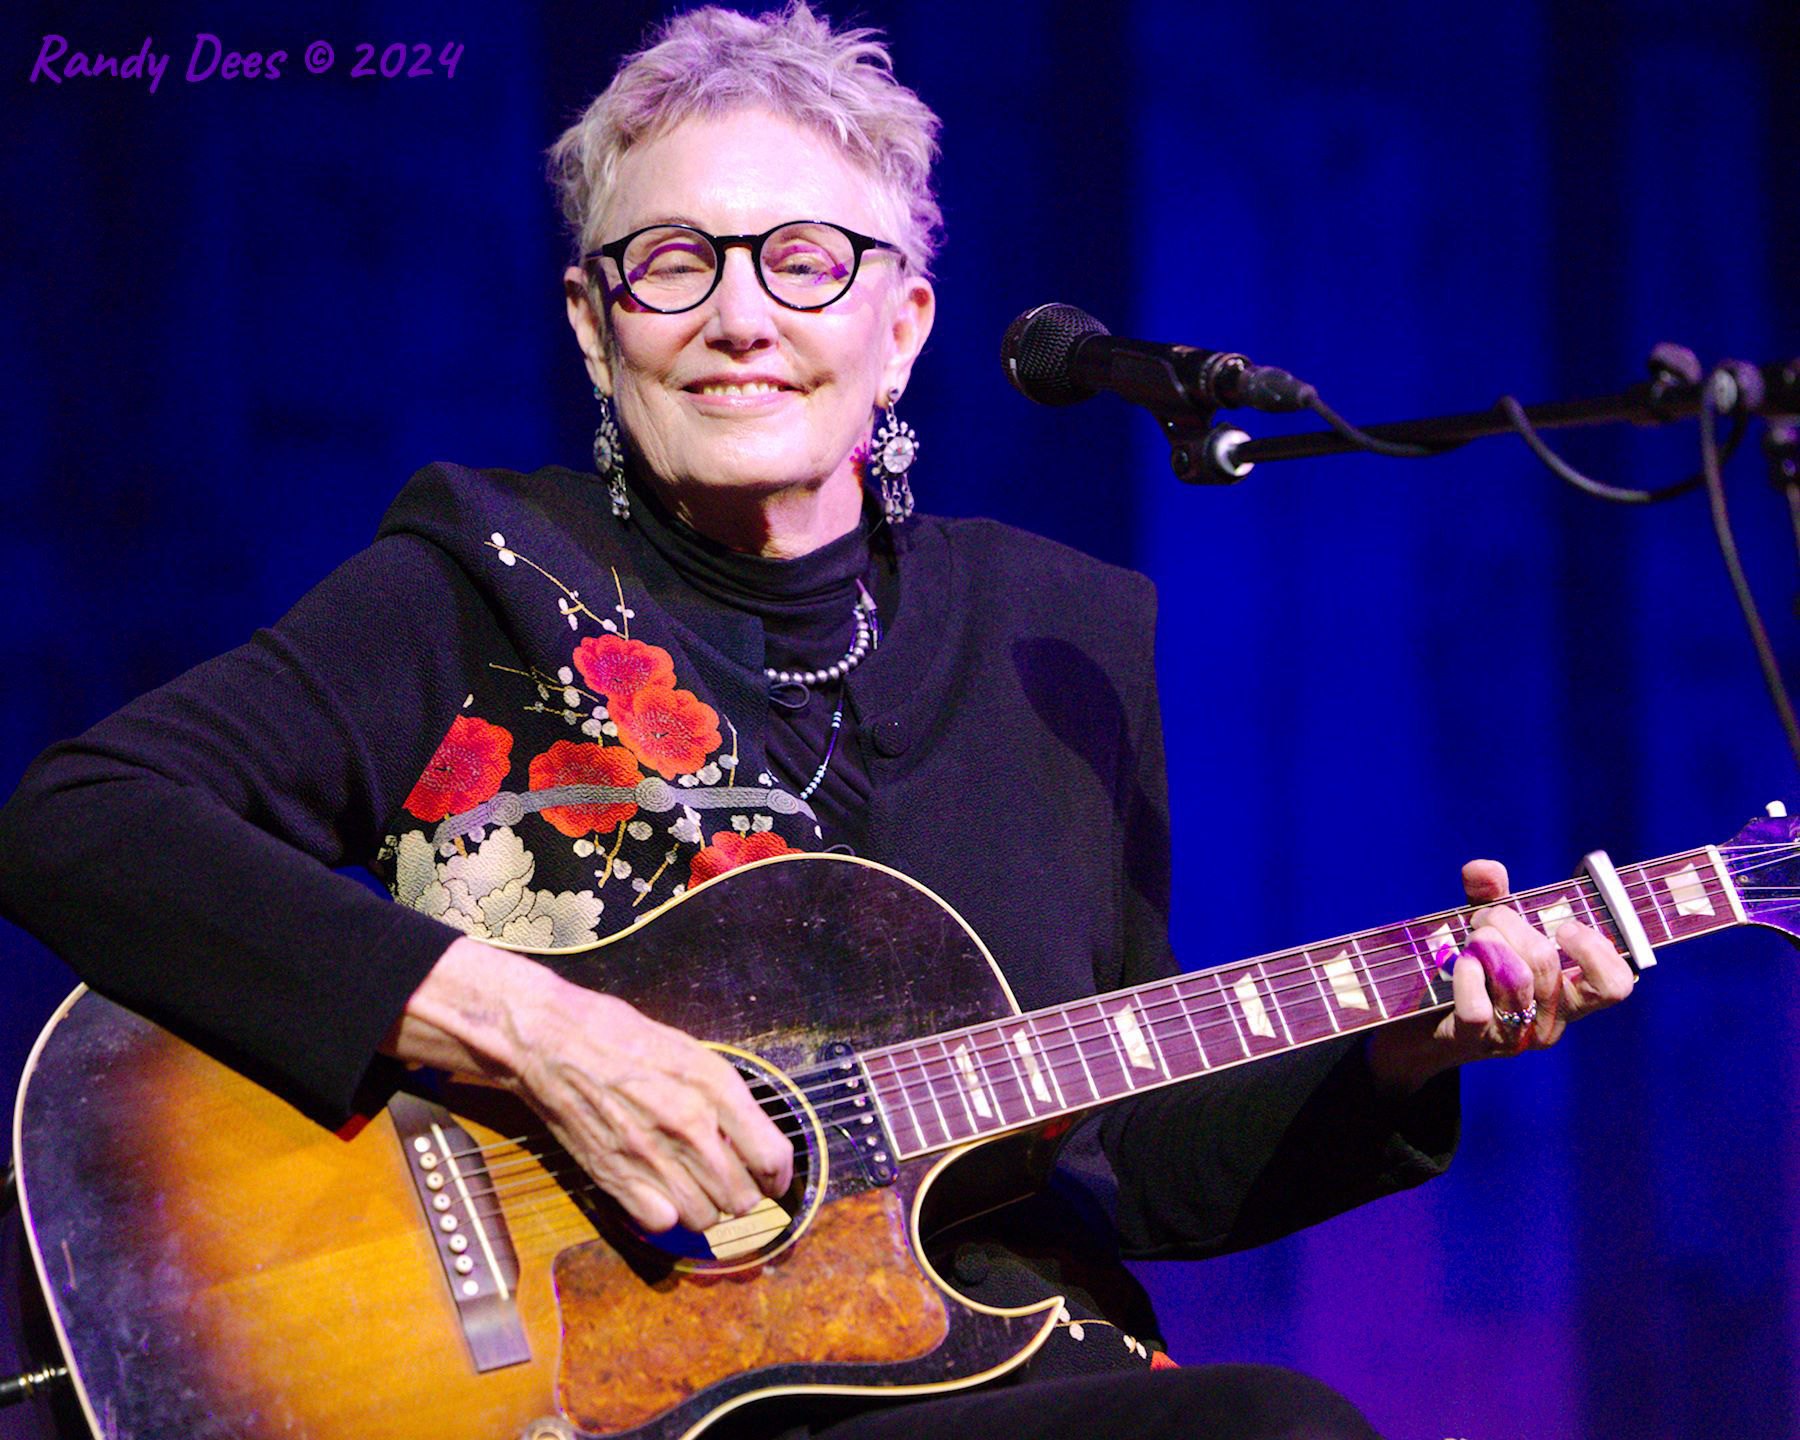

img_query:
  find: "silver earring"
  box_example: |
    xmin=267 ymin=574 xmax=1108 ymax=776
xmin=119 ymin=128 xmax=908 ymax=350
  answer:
xmin=867 ymin=390 xmax=917 ymax=525
xmin=592 ymin=386 xmax=629 ymax=521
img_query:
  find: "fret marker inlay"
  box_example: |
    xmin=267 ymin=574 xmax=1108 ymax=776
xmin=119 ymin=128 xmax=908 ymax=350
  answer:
xmin=1322 ymin=952 xmax=1369 ymax=1010
xmin=1233 ymin=974 xmax=1277 ymax=1039
xmin=1425 ymin=924 xmax=1457 ymax=978
xmin=952 ymin=1043 xmax=993 ymax=1119
xmin=1664 ymin=864 xmax=1713 ymax=917
xmin=1536 ymin=900 xmax=1574 ymax=936
xmin=1012 ymin=1030 xmax=1052 ymax=1104
xmin=1111 ymin=1003 xmax=1157 ymax=1071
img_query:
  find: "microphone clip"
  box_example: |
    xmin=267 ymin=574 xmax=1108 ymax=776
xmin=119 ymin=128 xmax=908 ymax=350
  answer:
xmin=1163 ymin=416 xmax=1256 ymax=485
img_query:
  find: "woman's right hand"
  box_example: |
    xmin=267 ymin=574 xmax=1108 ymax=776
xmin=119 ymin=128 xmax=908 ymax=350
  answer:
xmin=384 ymin=935 xmax=794 ymax=1234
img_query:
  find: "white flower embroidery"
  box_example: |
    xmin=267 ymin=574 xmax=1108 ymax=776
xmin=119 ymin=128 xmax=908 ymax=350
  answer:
xmin=670 ymin=807 xmax=702 ymax=845
xmin=392 ymin=831 xmax=440 ymax=909
xmin=626 ymin=821 xmax=652 ymax=841
xmin=495 ymin=888 xmax=604 ymax=948
xmin=389 ymin=826 xmax=603 ymax=947
xmin=750 ymin=814 xmax=773 ymax=833
xmin=697 ymin=762 xmax=721 ymax=785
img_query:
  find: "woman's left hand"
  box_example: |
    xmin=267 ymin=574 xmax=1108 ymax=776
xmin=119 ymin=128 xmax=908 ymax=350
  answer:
xmin=1363 ymin=858 xmax=1638 ymax=1096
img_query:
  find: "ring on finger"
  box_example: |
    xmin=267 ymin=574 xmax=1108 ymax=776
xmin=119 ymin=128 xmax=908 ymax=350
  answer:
xmin=1494 ymin=1001 xmax=1537 ymax=1029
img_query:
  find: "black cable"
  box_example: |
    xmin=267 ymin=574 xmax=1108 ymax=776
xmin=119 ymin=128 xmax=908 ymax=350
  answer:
xmin=1303 ymin=392 xmax=1455 ymax=458
xmin=1767 ymin=421 xmax=1800 ymax=582
xmin=1697 ymin=369 xmax=1800 ymax=771
xmin=1498 ymin=393 xmax=1746 ymax=503
xmin=1788 ymin=487 xmax=1800 ymax=583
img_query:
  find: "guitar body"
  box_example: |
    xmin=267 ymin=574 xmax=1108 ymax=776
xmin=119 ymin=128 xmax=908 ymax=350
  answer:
xmin=13 ymin=856 xmax=1062 ymax=1440
xmin=29 ymin=815 xmax=1781 ymax=1438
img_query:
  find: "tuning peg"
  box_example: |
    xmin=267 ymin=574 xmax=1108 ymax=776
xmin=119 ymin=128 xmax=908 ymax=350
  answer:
xmin=1768 ymin=800 xmax=1790 ymax=818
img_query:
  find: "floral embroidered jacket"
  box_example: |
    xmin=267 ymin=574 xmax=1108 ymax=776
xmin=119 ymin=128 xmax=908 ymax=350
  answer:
xmin=0 ymin=461 xmax=1456 ymax=1363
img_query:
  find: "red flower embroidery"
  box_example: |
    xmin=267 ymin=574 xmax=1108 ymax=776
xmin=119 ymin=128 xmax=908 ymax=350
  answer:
xmin=403 ymin=715 xmax=514 ymax=822
xmin=689 ymin=830 xmax=801 ymax=887
xmin=611 ymin=685 xmax=721 ymax=779
xmin=528 ymin=741 xmax=641 ymax=837
xmin=572 ymin=634 xmax=676 ymax=705
xmin=1149 ymin=1350 xmax=1180 ymax=1370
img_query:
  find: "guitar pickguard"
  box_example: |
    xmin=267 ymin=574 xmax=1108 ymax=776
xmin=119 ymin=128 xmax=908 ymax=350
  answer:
xmin=552 ymin=1187 xmax=948 ymax=1436
xmin=15 ymin=855 xmax=1060 ymax=1440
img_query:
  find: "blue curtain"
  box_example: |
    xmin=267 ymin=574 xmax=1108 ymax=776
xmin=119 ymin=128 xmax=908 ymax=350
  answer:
xmin=4 ymin=2 xmax=1796 ymax=1433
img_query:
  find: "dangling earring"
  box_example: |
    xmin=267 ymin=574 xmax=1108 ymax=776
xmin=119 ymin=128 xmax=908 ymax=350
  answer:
xmin=867 ymin=388 xmax=918 ymax=525
xmin=592 ymin=384 xmax=629 ymax=521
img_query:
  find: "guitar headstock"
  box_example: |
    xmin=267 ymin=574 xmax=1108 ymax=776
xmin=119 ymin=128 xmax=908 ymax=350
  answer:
xmin=1724 ymin=800 xmax=1800 ymax=945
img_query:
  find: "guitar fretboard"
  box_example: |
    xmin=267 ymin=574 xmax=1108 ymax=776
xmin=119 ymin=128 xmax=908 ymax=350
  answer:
xmin=860 ymin=846 xmax=1744 ymax=1159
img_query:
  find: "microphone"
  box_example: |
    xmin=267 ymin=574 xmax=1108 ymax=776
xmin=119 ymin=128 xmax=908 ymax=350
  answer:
xmin=1000 ymin=303 xmax=1314 ymax=415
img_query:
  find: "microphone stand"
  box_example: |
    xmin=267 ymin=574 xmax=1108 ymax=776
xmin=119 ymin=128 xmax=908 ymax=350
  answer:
xmin=1153 ymin=341 xmax=1800 ymax=774
xmin=1165 ymin=347 xmax=1800 ymax=484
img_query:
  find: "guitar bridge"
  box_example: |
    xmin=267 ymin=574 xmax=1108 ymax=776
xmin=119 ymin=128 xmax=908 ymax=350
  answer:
xmin=389 ymin=1091 xmax=532 ymax=1372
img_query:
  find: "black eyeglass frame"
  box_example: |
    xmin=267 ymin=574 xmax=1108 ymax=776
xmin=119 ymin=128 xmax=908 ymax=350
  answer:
xmin=584 ymin=220 xmax=904 ymax=314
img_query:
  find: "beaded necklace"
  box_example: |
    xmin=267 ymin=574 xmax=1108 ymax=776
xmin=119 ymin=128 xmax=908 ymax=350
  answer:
xmin=765 ymin=580 xmax=879 ymax=802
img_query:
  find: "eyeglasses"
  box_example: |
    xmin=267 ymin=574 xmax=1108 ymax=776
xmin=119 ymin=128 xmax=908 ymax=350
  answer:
xmin=586 ymin=221 xmax=902 ymax=314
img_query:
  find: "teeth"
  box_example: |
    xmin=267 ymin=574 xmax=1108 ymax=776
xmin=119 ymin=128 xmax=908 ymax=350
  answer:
xmin=695 ymin=381 xmax=786 ymax=396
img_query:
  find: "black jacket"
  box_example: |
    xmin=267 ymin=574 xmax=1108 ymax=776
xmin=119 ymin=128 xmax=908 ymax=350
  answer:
xmin=0 ymin=462 xmax=1455 ymax=1361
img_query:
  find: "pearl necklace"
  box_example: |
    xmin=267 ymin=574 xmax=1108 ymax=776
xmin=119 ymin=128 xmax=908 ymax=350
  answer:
xmin=763 ymin=580 xmax=878 ymax=689
xmin=764 ymin=580 xmax=879 ymax=803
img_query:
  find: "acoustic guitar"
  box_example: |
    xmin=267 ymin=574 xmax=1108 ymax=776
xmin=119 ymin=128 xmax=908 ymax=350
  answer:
xmin=12 ymin=807 xmax=1796 ymax=1439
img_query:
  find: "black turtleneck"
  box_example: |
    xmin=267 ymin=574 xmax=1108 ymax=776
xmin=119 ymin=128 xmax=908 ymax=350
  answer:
xmin=624 ymin=479 xmax=900 ymax=854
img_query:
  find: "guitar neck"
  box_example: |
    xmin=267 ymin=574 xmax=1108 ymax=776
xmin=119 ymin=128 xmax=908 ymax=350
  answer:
xmin=860 ymin=845 xmax=1748 ymax=1160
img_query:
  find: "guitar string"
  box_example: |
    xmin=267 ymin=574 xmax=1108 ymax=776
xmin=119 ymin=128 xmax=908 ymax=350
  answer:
xmin=435 ymin=871 xmax=1800 ymax=1224
xmin=834 ymin=859 xmax=1772 ymax=1110
xmin=453 ymin=891 xmax=1791 ymax=1196
xmin=435 ymin=853 xmax=1798 ymax=1175
xmin=441 ymin=857 xmax=1800 ymax=1177
xmin=439 ymin=1122 xmax=878 ymax=1222
xmin=460 ymin=840 xmax=1777 ymax=1173
xmin=479 ymin=1174 xmax=859 ymax=1238
xmin=452 ymin=852 xmax=1746 ymax=1225
xmin=454 ymin=917 xmax=1637 ymax=1202
xmin=466 ymin=1102 xmax=898 ymax=1200
xmin=425 ymin=858 xmax=1800 ymax=1229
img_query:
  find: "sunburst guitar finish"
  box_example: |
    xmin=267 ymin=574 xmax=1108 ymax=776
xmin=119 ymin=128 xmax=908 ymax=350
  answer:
xmin=13 ymin=856 xmax=1062 ymax=1440
xmin=25 ymin=815 xmax=1786 ymax=1438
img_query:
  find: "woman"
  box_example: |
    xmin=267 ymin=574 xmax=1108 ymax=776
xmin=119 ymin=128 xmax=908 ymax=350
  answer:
xmin=0 ymin=5 xmax=1634 ymax=1437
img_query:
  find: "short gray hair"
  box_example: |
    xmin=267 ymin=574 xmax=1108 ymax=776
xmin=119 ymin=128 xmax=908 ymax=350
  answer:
xmin=547 ymin=2 xmax=943 ymax=279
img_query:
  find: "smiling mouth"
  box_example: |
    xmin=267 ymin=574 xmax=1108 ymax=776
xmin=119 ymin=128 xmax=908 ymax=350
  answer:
xmin=685 ymin=381 xmax=798 ymax=397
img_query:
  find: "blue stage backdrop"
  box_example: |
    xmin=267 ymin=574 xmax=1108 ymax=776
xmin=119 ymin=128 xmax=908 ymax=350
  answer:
xmin=4 ymin=2 xmax=1798 ymax=1435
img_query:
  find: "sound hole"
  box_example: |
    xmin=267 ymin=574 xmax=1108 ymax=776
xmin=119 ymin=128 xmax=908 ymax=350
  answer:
xmin=623 ymin=1050 xmax=824 ymax=1272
